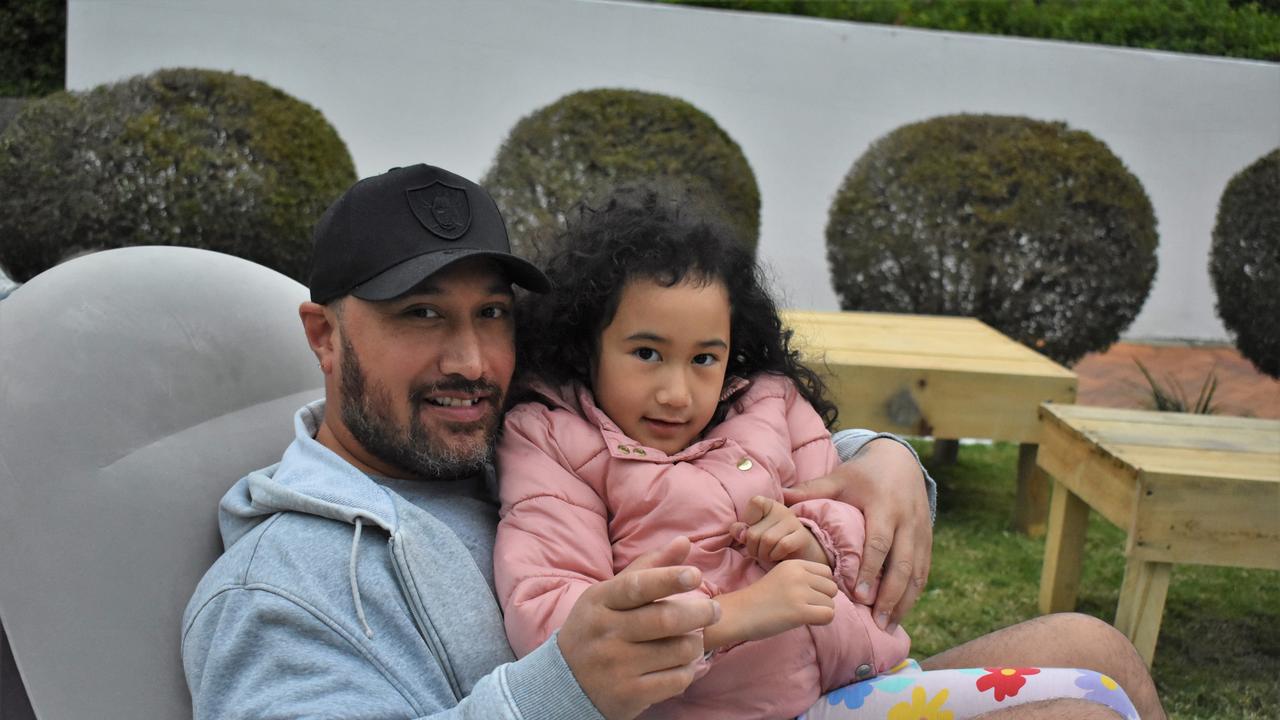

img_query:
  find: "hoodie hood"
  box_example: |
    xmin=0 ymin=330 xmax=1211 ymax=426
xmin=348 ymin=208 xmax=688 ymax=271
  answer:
xmin=218 ymin=400 xmax=400 ymax=548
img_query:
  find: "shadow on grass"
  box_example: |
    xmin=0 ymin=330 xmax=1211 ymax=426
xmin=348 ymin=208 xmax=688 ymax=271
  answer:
xmin=907 ymin=440 xmax=1279 ymax=720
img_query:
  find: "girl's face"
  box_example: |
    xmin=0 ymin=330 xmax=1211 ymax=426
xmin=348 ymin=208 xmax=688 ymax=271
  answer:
xmin=591 ymin=277 xmax=731 ymax=455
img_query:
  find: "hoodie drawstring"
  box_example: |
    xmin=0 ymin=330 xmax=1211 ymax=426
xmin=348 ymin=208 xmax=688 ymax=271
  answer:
xmin=350 ymin=517 xmax=374 ymax=638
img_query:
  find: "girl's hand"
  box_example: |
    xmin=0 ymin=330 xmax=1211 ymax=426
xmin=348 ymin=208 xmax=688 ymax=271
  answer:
xmin=784 ymin=438 xmax=933 ymax=633
xmin=743 ymin=560 xmax=838 ymax=639
xmin=730 ymin=495 xmax=829 ymax=566
xmin=703 ymin=560 xmax=837 ymax=650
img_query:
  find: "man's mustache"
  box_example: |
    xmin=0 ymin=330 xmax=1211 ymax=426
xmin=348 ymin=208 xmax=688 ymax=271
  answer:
xmin=412 ymin=377 xmax=503 ymax=403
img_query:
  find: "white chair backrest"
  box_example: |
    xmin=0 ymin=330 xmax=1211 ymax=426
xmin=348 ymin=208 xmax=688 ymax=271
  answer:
xmin=0 ymin=246 xmax=323 ymax=719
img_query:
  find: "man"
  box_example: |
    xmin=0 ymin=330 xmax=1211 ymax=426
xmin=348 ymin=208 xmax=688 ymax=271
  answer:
xmin=183 ymin=164 xmax=1164 ymax=719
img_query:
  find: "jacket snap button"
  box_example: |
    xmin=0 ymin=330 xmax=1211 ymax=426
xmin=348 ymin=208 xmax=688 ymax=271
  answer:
xmin=618 ymin=445 xmax=631 ymax=454
xmin=737 ymin=458 xmax=753 ymax=471
xmin=855 ymin=663 xmax=873 ymax=679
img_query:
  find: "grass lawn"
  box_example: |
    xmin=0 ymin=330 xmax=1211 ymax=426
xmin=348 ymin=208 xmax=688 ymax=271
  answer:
xmin=905 ymin=440 xmax=1279 ymax=719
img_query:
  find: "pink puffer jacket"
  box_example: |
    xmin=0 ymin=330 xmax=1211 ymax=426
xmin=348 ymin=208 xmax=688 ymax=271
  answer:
xmin=495 ymin=373 xmax=910 ymax=720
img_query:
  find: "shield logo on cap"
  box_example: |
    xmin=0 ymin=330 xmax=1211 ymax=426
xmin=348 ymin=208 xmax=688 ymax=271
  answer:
xmin=406 ymin=182 xmax=471 ymax=240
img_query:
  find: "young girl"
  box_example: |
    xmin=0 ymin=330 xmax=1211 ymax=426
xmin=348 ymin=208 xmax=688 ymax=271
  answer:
xmin=494 ymin=191 xmax=909 ymax=719
xmin=494 ymin=192 xmax=1142 ymax=720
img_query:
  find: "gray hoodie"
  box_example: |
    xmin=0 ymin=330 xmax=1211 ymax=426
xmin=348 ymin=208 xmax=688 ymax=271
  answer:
xmin=181 ymin=400 xmax=602 ymax=719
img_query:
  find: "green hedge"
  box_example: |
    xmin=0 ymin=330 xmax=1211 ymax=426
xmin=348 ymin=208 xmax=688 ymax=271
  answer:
xmin=1210 ymin=149 xmax=1280 ymax=378
xmin=661 ymin=0 xmax=1280 ymax=61
xmin=483 ymin=88 xmax=760 ymax=261
xmin=0 ymin=0 xmax=64 ymax=96
xmin=0 ymin=68 xmax=356 ymax=282
xmin=826 ymin=114 xmax=1157 ymax=365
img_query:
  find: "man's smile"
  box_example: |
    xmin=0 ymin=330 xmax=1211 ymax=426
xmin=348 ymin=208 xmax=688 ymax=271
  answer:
xmin=427 ymin=396 xmax=483 ymax=407
xmin=419 ymin=391 xmax=496 ymax=424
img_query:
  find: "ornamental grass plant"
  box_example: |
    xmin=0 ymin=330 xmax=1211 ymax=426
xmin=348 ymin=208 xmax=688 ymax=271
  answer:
xmin=1133 ymin=359 xmax=1220 ymax=414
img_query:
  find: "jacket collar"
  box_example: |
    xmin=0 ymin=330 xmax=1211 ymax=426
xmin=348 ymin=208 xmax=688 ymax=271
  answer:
xmin=524 ymin=377 xmax=751 ymax=463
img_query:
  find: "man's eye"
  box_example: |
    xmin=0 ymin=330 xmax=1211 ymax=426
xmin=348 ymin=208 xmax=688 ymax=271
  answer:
xmin=405 ymin=307 xmax=441 ymax=319
xmin=633 ymin=347 xmax=661 ymax=362
xmin=692 ymin=353 xmax=719 ymax=367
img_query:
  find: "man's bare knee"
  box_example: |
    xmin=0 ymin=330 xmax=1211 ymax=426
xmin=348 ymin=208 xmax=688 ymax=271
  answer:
xmin=923 ymin=613 xmax=1141 ymax=669
xmin=974 ymin=698 xmax=1124 ymax=719
xmin=1054 ymin=612 xmax=1123 ymax=641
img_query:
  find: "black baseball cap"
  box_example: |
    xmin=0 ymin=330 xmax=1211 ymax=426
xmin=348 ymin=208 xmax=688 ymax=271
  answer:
xmin=308 ymin=164 xmax=550 ymax=303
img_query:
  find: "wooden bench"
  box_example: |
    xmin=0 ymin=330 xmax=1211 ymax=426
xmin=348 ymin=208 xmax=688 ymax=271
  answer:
xmin=782 ymin=309 xmax=1077 ymax=534
xmin=1036 ymin=403 xmax=1280 ymax=665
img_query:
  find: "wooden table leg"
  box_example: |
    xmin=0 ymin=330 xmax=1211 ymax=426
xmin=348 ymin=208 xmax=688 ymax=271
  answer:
xmin=1115 ymin=557 xmax=1172 ymax=667
xmin=932 ymin=438 xmax=959 ymax=465
xmin=1039 ymin=478 xmax=1091 ymax=613
xmin=1014 ymin=443 xmax=1050 ymax=537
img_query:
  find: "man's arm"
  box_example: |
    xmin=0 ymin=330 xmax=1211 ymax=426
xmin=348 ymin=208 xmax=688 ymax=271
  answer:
xmin=183 ymin=539 xmax=717 ymax=720
xmin=783 ymin=430 xmax=935 ymax=634
xmin=184 ymin=585 xmax=507 ymax=720
xmin=831 ymin=430 xmax=937 ymax=522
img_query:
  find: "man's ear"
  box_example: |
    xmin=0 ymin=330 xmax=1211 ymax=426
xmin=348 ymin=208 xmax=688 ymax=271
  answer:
xmin=299 ymin=301 xmax=339 ymax=374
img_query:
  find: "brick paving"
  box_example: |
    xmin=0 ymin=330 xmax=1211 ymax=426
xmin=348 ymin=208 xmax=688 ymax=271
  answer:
xmin=1072 ymin=342 xmax=1280 ymax=419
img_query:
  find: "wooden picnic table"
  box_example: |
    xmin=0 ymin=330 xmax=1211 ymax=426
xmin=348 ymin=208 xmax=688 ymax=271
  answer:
xmin=1036 ymin=403 xmax=1280 ymax=665
xmin=781 ymin=309 xmax=1077 ymax=534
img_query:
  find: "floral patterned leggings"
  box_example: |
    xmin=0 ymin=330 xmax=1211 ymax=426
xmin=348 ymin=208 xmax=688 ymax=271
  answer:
xmin=801 ymin=660 xmax=1139 ymax=720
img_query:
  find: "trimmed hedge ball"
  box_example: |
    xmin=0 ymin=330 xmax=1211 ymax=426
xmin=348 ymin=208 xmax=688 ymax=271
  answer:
xmin=483 ymin=88 xmax=759 ymax=261
xmin=0 ymin=68 xmax=355 ymax=282
xmin=826 ymin=113 xmax=1157 ymax=365
xmin=1210 ymin=148 xmax=1279 ymax=378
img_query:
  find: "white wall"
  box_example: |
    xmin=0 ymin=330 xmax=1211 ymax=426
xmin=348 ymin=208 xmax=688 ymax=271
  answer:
xmin=67 ymin=0 xmax=1280 ymax=342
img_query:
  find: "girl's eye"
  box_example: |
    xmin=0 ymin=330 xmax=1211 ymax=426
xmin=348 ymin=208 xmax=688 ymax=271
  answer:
xmin=633 ymin=347 xmax=661 ymax=362
xmin=692 ymin=353 xmax=719 ymax=367
xmin=480 ymin=305 xmax=510 ymax=320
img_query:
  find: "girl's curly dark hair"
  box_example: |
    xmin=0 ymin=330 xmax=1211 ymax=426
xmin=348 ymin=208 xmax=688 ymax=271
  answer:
xmin=516 ymin=189 xmax=838 ymax=429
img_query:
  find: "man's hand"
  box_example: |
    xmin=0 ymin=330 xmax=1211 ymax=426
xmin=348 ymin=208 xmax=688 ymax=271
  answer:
xmin=729 ymin=495 xmax=828 ymax=565
xmin=557 ymin=536 xmax=721 ymax=720
xmin=704 ymin=560 xmax=836 ymax=651
xmin=783 ymin=438 xmax=932 ymax=633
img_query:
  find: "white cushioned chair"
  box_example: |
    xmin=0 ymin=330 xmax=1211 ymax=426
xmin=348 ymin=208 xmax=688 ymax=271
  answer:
xmin=0 ymin=246 xmax=323 ymax=719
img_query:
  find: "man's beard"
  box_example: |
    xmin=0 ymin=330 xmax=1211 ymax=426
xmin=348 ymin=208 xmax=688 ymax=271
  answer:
xmin=338 ymin=335 xmax=502 ymax=481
